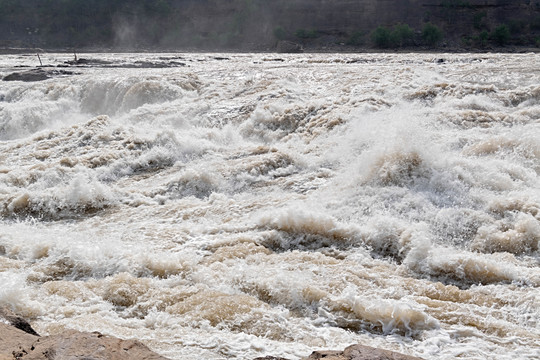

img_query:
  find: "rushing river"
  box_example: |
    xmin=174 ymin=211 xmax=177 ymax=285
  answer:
xmin=0 ymin=52 xmax=539 ymax=359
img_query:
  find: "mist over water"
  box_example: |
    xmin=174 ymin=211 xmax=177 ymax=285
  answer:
xmin=0 ymin=53 xmax=539 ymax=360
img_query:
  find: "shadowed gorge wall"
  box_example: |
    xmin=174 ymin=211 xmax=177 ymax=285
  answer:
xmin=0 ymin=0 xmax=539 ymax=49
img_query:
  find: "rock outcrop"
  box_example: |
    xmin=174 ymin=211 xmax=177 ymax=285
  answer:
xmin=255 ymin=344 xmax=424 ymax=360
xmin=304 ymin=344 xmax=424 ymax=360
xmin=2 ymin=68 xmax=74 ymax=82
xmin=0 ymin=307 xmax=39 ymax=337
xmin=0 ymin=307 xmax=169 ymax=360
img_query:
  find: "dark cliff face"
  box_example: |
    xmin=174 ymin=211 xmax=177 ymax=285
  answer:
xmin=160 ymin=0 xmax=540 ymax=49
xmin=191 ymin=0 xmax=540 ymax=49
xmin=0 ymin=0 xmax=539 ymax=50
xmin=252 ymin=0 xmax=538 ymax=35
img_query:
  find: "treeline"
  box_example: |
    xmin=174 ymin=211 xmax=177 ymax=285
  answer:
xmin=349 ymin=22 xmax=523 ymax=49
xmin=283 ymin=23 xmax=445 ymax=49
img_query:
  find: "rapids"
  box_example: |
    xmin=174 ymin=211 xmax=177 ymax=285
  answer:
xmin=0 ymin=52 xmax=539 ymax=359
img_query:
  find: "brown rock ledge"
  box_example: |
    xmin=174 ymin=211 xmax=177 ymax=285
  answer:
xmin=2 ymin=68 xmax=75 ymax=82
xmin=0 ymin=307 xmax=169 ymax=360
xmin=255 ymin=344 xmax=424 ymax=360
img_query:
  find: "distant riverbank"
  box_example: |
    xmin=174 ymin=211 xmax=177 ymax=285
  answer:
xmin=1 ymin=44 xmax=539 ymax=55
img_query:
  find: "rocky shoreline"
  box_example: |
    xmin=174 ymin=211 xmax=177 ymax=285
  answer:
xmin=0 ymin=307 xmax=168 ymax=360
xmin=1 ymin=307 xmax=423 ymax=360
xmin=1 ymin=44 xmax=539 ymax=55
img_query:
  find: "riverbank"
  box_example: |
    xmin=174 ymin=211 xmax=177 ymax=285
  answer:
xmin=1 ymin=44 xmax=539 ymax=55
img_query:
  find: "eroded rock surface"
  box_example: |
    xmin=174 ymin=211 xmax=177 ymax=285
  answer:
xmin=2 ymin=68 xmax=74 ymax=82
xmin=255 ymin=344 xmax=424 ymax=360
xmin=305 ymin=344 xmax=424 ymax=360
xmin=0 ymin=307 xmax=39 ymax=336
xmin=0 ymin=307 xmax=169 ymax=360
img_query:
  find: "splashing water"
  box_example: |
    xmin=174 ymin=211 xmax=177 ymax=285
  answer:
xmin=0 ymin=53 xmax=539 ymax=360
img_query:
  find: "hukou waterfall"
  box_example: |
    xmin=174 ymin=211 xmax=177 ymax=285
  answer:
xmin=0 ymin=52 xmax=539 ymax=360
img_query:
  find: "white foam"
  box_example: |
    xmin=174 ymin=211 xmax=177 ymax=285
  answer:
xmin=0 ymin=52 xmax=539 ymax=360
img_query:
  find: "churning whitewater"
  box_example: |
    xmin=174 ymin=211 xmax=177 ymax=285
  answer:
xmin=0 ymin=53 xmax=539 ymax=359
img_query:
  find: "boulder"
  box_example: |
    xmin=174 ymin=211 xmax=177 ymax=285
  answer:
xmin=2 ymin=69 xmax=49 ymax=81
xmin=0 ymin=307 xmax=39 ymax=336
xmin=2 ymin=68 xmax=74 ymax=82
xmin=254 ymin=344 xmax=424 ymax=360
xmin=304 ymin=344 xmax=424 ymax=360
xmin=17 ymin=330 xmax=169 ymax=360
xmin=0 ymin=307 xmax=169 ymax=360
xmin=64 ymin=58 xmax=112 ymax=66
xmin=0 ymin=323 xmax=39 ymax=359
xmin=305 ymin=350 xmax=346 ymax=359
